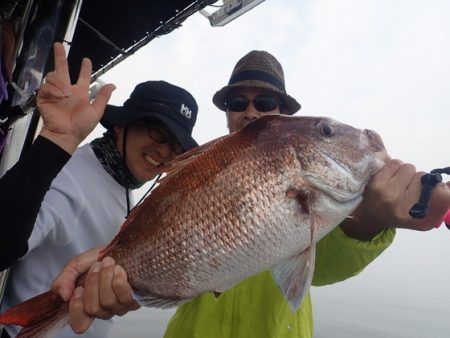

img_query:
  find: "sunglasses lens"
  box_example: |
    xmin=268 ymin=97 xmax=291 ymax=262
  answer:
xmin=225 ymin=95 xmax=279 ymax=113
xmin=225 ymin=96 xmax=249 ymax=112
xmin=253 ymin=96 xmax=279 ymax=112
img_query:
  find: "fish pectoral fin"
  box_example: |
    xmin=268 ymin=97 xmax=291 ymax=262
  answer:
xmin=285 ymin=186 xmax=318 ymax=215
xmin=132 ymin=291 xmax=189 ymax=309
xmin=271 ymin=245 xmax=316 ymax=312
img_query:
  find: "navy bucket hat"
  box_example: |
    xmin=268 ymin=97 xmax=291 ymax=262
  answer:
xmin=101 ymin=81 xmax=198 ymax=151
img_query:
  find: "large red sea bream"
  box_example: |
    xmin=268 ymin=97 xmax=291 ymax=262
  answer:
xmin=0 ymin=115 xmax=386 ymax=337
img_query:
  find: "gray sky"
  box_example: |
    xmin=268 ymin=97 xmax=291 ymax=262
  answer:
xmin=88 ymin=1 xmax=450 ymax=336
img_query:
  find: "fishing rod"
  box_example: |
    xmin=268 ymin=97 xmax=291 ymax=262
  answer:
xmin=409 ymin=167 xmax=450 ymax=229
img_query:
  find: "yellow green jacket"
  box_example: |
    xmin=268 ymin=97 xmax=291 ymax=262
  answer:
xmin=164 ymin=227 xmax=395 ymax=338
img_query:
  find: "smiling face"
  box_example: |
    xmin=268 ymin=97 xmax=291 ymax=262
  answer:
xmin=225 ymin=87 xmax=288 ymax=133
xmin=114 ymin=120 xmax=182 ymax=182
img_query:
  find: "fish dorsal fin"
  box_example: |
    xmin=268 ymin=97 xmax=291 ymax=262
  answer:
xmin=272 ymin=244 xmax=316 ymax=312
xmin=157 ymin=135 xmax=228 ymax=185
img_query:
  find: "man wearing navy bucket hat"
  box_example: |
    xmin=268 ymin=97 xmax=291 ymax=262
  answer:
xmin=98 ymin=81 xmax=198 ymax=192
xmin=1 ymin=78 xmax=199 ymax=338
xmin=96 ymin=80 xmax=199 ymax=214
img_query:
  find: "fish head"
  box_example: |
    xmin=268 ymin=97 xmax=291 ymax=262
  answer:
xmin=258 ymin=115 xmax=387 ymax=203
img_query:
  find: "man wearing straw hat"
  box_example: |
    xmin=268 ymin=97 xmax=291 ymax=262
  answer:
xmin=53 ymin=50 xmax=450 ymax=338
xmin=162 ymin=51 xmax=450 ymax=337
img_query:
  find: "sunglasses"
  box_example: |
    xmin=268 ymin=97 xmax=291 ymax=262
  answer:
xmin=224 ymin=95 xmax=280 ymax=113
xmin=144 ymin=122 xmax=184 ymax=155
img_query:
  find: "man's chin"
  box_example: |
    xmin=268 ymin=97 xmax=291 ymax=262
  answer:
xmin=132 ymin=167 xmax=158 ymax=184
xmin=230 ymin=123 xmax=247 ymax=133
xmin=139 ymin=173 xmax=157 ymax=183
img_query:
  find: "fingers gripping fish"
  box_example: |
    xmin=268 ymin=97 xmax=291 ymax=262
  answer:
xmin=0 ymin=115 xmax=386 ymax=337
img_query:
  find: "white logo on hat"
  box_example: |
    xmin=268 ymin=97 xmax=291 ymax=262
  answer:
xmin=180 ymin=104 xmax=192 ymax=119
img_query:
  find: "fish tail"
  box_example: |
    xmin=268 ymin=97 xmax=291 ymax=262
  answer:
xmin=0 ymin=291 xmax=68 ymax=338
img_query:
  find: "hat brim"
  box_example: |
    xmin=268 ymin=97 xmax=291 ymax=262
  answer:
xmin=101 ymin=105 xmax=198 ymax=151
xmin=212 ymin=81 xmax=301 ymax=115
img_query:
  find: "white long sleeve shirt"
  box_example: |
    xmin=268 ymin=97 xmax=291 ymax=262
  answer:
xmin=2 ymin=144 xmax=132 ymax=338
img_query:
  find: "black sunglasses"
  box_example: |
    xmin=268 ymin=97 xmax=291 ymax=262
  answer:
xmin=143 ymin=122 xmax=184 ymax=155
xmin=224 ymin=95 xmax=280 ymax=113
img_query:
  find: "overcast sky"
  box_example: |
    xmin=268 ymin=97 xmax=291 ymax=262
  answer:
xmin=87 ymin=1 xmax=450 ymax=336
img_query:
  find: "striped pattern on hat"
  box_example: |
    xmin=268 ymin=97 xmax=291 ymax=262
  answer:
xmin=213 ymin=51 xmax=301 ymax=115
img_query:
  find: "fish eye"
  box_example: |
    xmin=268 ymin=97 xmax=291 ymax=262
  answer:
xmin=318 ymin=123 xmax=334 ymax=137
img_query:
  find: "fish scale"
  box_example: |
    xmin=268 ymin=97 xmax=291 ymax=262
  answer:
xmin=0 ymin=114 xmax=386 ymax=337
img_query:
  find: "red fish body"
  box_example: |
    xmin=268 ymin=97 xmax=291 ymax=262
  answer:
xmin=0 ymin=115 xmax=385 ymax=337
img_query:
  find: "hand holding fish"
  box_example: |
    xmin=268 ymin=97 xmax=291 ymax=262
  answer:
xmin=51 ymin=247 xmax=139 ymax=334
xmin=341 ymin=159 xmax=450 ymax=240
xmin=37 ymin=42 xmax=115 ymax=154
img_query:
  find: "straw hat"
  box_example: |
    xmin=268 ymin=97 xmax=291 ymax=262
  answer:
xmin=213 ymin=50 xmax=301 ymax=115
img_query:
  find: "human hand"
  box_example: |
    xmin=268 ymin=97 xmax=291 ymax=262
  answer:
xmin=341 ymin=159 xmax=450 ymax=240
xmin=37 ymin=42 xmax=115 ymax=154
xmin=52 ymin=246 xmax=102 ymax=302
xmin=52 ymin=247 xmax=140 ymax=334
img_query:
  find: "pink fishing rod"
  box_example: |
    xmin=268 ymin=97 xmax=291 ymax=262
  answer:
xmin=444 ymin=210 xmax=450 ymax=229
